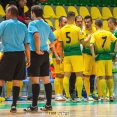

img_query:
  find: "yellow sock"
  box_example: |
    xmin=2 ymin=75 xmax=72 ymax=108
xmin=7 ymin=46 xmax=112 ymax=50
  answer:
xmin=84 ymin=76 xmax=90 ymax=96
xmin=97 ymin=78 xmax=102 ymax=97
xmin=63 ymin=76 xmax=70 ymax=98
xmin=106 ymin=88 xmax=109 ymax=97
xmin=54 ymin=77 xmax=61 ymax=95
xmin=100 ymin=79 xmax=107 ymax=98
xmin=76 ymin=76 xmax=83 ymax=98
xmin=6 ymin=81 xmax=13 ymax=97
xmin=107 ymin=78 xmax=113 ymax=97
xmin=59 ymin=78 xmax=63 ymax=94
xmin=19 ymin=81 xmax=23 ymax=96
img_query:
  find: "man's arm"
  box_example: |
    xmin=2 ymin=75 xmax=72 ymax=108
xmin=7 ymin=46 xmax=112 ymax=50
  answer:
xmin=24 ymin=43 xmax=30 ymax=68
xmin=90 ymin=44 xmax=96 ymax=58
xmin=49 ymin=40 xmax=57 ymax=48
xmin=59 ymin=42 xmax=63 ymax=61
xmin=80 ymin=33 xmax=93 ymax=46
xmin=52 ymin=45 xmax=60 ymax=64
xmin=34 ymin=32 xmax=44 ymax=55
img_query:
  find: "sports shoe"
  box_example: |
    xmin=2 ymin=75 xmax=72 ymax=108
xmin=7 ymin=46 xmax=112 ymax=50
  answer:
xmin=55 ymin=94 xmax=65 ymax=101
xmin=40 ymin=105 xmax=52 ymax=111
xmin=24 ymin=105 xmax=38 ymax=112
xmin=60 ymin=94 xmax=66 ymax=101
xmin=103 ymin=98 xmax=108 ymax=102
xmin=77 ymin=98 xmax=83 ymax=102
xmin=64 ymin=97 xmax=71 ymax=102
xmin=87 ymin=95 xmax=94 ymax=101
xmin=5 ymin=96 xmax=13 ymax=101
xmin=10 ymin=106 xmax=17 ymax=113
xmin=98 ymin=97 xmax=103 ymax=102
xmin=109 ymin=96 xmax=114 ymax=102
xmin=92 ymin=93 xmax=98 ymax=100
xmin=70 ymin=92 xmax=77 ymax=102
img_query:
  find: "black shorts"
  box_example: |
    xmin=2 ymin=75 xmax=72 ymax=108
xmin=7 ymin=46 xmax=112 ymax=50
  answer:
xmin=0 ymin=52 xmax=26 ymax=81
xmin=28 ymin=51 xmax=49 ymax=77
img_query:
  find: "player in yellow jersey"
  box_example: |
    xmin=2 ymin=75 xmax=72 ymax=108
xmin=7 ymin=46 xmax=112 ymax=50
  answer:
xmin=107 ymin=17 xmax=117 ymax=101
xmin=90 ymin=19 xmax=117 ymax=102
xmin=59 ymin=11 xmax=91 ymax=102
xmin=52 ymin=16 xmax=67 ymax=101
xmin=82 ymin=15 xmax=97 ymax=101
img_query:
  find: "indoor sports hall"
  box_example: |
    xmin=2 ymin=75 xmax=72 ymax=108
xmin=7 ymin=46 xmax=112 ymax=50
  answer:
xmin=0 ymin=0 xmax=117 ymax=117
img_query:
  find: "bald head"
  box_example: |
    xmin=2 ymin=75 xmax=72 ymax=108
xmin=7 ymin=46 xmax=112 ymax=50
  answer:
xmin=6 ymin=5 xmax=18 ymax=19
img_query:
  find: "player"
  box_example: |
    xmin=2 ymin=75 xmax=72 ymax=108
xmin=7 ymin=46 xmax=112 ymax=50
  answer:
xmin=82 ymin=15 xmax=97 ymax=101
xmin=90 ymin=19 xmax=117 ymax=102
xmin=107 ymin=17 xmax=117 ymax=100
xmin=59 ymin=11 xmax=91 ymax=102
xmin=52 ymin=16 xmax=67 ymax=101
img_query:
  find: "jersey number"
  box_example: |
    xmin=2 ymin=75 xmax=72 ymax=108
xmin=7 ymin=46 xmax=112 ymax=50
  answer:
xmin=66 ymin=32 xmax=71 ymax=44
xmin=102 ymin=36 xmax=107 ymax=48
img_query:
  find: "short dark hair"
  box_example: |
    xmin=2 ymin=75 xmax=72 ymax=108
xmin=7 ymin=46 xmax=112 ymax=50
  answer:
xmin=7 ymin=5 xmax=19 ymax=17
xmin=31 ymin=5 xmax=43 ymax=17
xmin=59 ymin=16 xmax=67 ymax=22
xmin=75 ymin=15 xmax=83 ymax=22
xmin=67 ymin=11 xmax=75 ymax=19
xmin=107 ymin=17 xmax=117 ymax=26
xmin=84 ymin=15 xmax=92 ymax=22
xmin=95 ymin=19 xmax=103 ymax=27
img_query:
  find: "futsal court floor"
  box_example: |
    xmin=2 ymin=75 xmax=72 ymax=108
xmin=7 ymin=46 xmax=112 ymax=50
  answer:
xmin=0 ymin=100 xmax=117 ymax=117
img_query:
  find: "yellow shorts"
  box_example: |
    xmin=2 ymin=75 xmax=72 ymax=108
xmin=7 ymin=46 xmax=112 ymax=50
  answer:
xmin=64 ymin=55 xmax=84 ymax=72
xmin=83 ymin=54 xmax=96 ymax=75
xmin=52 ymin=58 xmax=64 ymax=74
xmin=96 ymin=60 xmax=112 ymax=77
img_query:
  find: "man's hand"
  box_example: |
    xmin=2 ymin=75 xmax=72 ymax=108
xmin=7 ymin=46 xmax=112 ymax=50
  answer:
xmin=36 ymin=50 xmax=44 ymax=55
xmin=93 ymin=54 xmax=99 ymax=58
xmin=87 ymin=32 xmax=94 ymax=39
xmin=26 ymin=61 xmax=31 ymax=68
xmin=56 ymin=57 xmax=61 ymax=64
xmin=110 ymin=53 xmax=115 ymax=56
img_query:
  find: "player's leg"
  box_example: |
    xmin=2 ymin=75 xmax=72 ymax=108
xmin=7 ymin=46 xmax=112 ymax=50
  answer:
xmin=39 ymin=51 xmax=53 ymax=111
xmin=106 ymin=60 xmax=113 ymax=101
xmin=10 ymin=52 xmax=26 ymax=113
xmin=53 ymin=58 xmax=64 ymax=100
xmin=63 ymin=56 xmax=72 ymax=101
xmin=96 ymin=77 xmax=103 ymax=101
xmin=6 ymin=81 xmax=13 ymax=101
xmin=69 ymin=72 xmax=76 ymax=101
xmin=71 ymin=55 xmax=84 ymax=102
xmin=83 ymin=54 xmax=94 ymax=100
xmin=96 ymin=60 xmax=107 ymax=102
xmin=24 ymin=52 xmax=41 ymax=112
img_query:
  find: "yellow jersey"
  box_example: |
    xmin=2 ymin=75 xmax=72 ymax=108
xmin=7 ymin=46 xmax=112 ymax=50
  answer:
xmin=82 ymin=27 xmax=96 ymax=55
xmin=59 ymin=24 xmax=84 ymax=56
xmin=90 ymin=29 xmax=117 ymax=61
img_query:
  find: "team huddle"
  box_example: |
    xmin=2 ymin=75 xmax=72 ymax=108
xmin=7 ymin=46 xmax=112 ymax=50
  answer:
xmin=0 ymin=4 xmax=117 ymax=113
xmin=52 ymin=12 xmax=117 ymax=103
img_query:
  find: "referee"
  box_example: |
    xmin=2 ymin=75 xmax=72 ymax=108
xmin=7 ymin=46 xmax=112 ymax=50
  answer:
xmin=24 ymin=5 xmax=56 ymax=112
xmin=0 ymin=6 xmax=30 ymax=113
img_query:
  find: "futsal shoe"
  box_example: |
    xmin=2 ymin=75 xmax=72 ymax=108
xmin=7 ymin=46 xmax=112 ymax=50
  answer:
xmin=10 ymin=106 xmax=17 ymax=113
xmin=24 ymin=105 xmax=38 ymax=112
xmin=40 ymin=105 xmax=52 ymax=111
